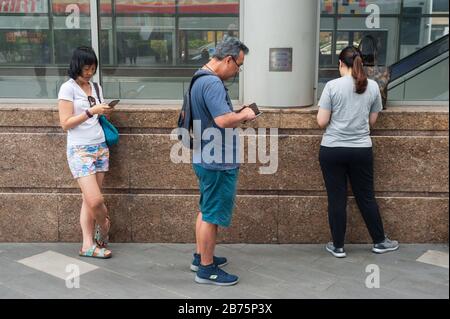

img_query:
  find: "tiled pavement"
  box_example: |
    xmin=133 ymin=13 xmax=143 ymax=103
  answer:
xmin=0 ymin=243 xmax=448 ymax=299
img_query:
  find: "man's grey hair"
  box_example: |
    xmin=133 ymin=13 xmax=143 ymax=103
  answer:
xmin=213 ymin=37 xmax=249 ymax=60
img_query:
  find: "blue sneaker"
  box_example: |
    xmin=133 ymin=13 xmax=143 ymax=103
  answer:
xmin=195 ymin=264 xmax=239 ymax=286
xmin=190 ymin=253 xmax=228 ymax=272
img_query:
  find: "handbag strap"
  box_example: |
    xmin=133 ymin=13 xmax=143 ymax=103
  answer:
xmin=93 ymin=82 xmax=102 ymax=104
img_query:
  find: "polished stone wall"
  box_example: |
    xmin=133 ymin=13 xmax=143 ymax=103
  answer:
xmin=0 ymin=105 xmax=448 ymax=243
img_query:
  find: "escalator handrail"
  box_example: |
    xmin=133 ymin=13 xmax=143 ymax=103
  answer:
xmin=390 ymin=34 xmax=449 ymax=82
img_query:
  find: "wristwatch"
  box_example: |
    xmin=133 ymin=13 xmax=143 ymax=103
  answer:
xmin=85 ymin=109 xmax=93 ymax=118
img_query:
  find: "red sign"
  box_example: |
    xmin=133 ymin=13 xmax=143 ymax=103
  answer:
xmin=50 ymin=0 xmax=238 ymax=15
xmin=178 ymin=0 xmax=238 ymax=14
xmin=0 ymin=0 xmax=239 ymax=15
xmin=0 ymin=0 xmax=47 ymax=13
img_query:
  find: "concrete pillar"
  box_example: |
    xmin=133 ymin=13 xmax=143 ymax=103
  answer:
xmin=241 ymin=0 xmax=319 ymax=107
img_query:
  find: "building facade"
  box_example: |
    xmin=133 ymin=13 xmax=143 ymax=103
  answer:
xmin=0 ymin=1 xmax=448 ymax=244
xmin=0 ymin=0 xmax=448 ymax=104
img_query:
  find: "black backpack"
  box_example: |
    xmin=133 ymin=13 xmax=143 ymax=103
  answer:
xmin=177 ymin=73 xmax=212 ymax=149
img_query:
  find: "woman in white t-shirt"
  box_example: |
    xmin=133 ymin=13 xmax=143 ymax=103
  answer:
xmin=58 ymin=46 xmax=114 ymax=259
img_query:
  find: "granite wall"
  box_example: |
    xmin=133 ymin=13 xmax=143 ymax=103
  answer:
xmin=0 ymin=105 xmax=448 ymax=243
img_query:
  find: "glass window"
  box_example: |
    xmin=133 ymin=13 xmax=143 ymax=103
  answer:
xmin=0 ymin=0 xmax=50 ymax=65
xmin=319 ymin=0 xmax=449 ymax=102
xmin=178 ymin=0 xmax=238 ymax=14
xmin=400 ymin=16 xmax=449 ymax=58
xmin=337 ymin=17 xmax=398 ymax=65
xmin=319 ymin=31 xmax=334 ymax=66
xmin=178 ymin=17 xmax=238 ymax=65
xmin=321 ymin=0 xmax=336 ymax=15
xmin=0 ymin=0 xmax=239 ymax=101
xmin=338 ymin=0 xmax=401 ymax=15
xmin=432 ymin=0 xmax=449 ymax=14
xmin=100 ymin=0 xmax=240 ymax=100
xmin=403 ymin=0 xmax=449 ymax=15
xmin=0 ymin=0 xmax=92 ymax=99
xmin=431 ymin=17 xmax=449 ymax=40
xmin=52 ymin=0 xmax=92 ymax=64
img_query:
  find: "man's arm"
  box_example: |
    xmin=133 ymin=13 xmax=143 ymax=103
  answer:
xmin=214 ymin=107 xmax=256 ymax=128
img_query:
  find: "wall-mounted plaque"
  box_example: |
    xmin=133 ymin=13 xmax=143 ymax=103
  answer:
xmin=269 ymin=48 xmax=293 ymax=72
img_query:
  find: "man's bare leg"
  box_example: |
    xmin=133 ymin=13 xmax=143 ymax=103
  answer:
xmin=198 ymin=221 xmax=218 ymax=266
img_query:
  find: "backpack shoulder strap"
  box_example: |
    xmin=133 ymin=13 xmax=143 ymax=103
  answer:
xmin=93 ymin=82 xmax=102 ymax=104
xmin=189 ymin=73 xmax=222 ymax=130
xmin=188 ymin=73 xmax=213 ymax=95
xmin=186 ymin=73 xmax=216 ymax=131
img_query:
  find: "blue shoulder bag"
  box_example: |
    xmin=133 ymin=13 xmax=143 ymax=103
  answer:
xmin=93 ymin=83 xmax=119 ymax=147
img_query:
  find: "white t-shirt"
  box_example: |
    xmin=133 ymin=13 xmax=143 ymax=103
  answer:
xmin=58 ymin=79 xmax=106 ymax=146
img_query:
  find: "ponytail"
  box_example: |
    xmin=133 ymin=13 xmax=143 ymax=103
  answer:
xmin=352 ymin=55 xmax=368 ymax=94
xmin=339 ymin=46 xmax=368 ymax=94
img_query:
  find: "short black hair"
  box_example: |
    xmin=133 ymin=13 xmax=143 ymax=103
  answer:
xmin=68 ymin=46 xmax=98 ymax=80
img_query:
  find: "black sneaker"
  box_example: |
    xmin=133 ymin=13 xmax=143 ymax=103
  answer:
xmin=325 ymin=242 xmax=346 ymax=258
xmin=372 ymin=237 xmax=399 ymax=254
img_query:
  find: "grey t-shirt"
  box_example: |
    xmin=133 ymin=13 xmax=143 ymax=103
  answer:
xmin=318 ymin=75 xmax=383 ymax=148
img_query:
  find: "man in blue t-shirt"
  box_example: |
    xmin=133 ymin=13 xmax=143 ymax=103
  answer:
xmin=189 ymin=38 xmax=256 ymax=286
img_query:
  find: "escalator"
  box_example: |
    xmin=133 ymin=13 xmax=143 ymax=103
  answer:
xmin=388 ymin=35 xmax=449 ymax=101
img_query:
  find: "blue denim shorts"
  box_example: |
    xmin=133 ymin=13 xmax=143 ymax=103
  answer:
xmin=193 ymin=164 xmax=239 ymax=228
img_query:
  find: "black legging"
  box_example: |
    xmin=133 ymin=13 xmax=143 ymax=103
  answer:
xmin=319 ymin=146 xmax=386 ymax=248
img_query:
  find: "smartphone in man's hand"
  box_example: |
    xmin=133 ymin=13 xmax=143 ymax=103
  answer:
xmin=108 ymin=100 xmax=120 ymax=108
xmin=237 ymin=103 xmax=262 ymax=116
xmin=248 ymin=103 xmax=263 ymax=119
xmin=239 ymin=103 xmax=263 ymax=124
xmin=236 ymin=105 xmax=247 ymax=113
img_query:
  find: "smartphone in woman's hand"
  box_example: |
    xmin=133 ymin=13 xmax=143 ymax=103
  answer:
xmin=108 ymin=100 xmax=120 ymax=108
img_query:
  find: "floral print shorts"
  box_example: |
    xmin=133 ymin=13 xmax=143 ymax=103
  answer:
xmin=67 ymin=142 xmax=109 ymax=179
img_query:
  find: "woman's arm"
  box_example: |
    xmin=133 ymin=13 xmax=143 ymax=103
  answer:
xmin=58 ymin=100 xmax=89 ymax=131
xmin=369 ymin=112 xmax=379 ymax=128
xmin=58 ymin=100 xmax=112 ymax=131
xmin=317 ymin=108 xmax=332 ymax=129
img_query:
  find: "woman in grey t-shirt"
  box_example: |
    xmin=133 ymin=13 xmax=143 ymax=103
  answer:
xmin=317 ymin=46 xmax=399 ymax=258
